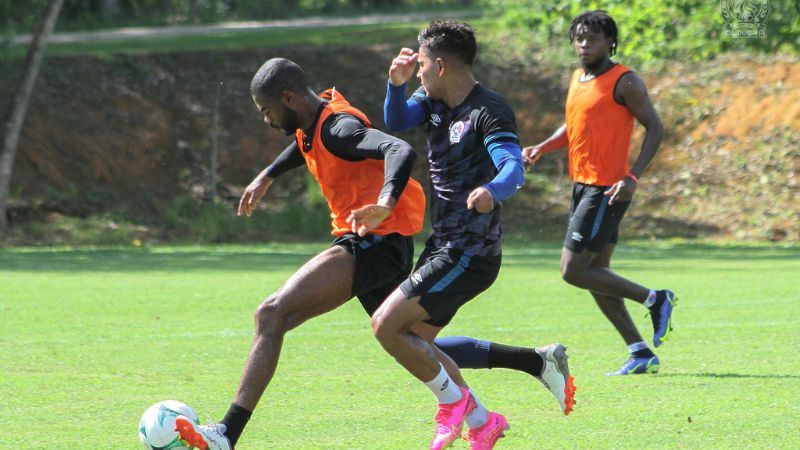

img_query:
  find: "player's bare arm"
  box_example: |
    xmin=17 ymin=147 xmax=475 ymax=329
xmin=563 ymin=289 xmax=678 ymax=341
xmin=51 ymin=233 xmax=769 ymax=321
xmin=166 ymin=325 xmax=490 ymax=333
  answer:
xmin=523 ymin=123 xmax=569 ymax=169
xmin=605 ymin=72 xmax=664 ymax=205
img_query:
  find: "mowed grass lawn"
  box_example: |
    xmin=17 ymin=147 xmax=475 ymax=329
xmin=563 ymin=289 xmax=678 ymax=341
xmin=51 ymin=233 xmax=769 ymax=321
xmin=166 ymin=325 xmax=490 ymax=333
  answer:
xmin=1 ymin=241 xmax=798 ymax=449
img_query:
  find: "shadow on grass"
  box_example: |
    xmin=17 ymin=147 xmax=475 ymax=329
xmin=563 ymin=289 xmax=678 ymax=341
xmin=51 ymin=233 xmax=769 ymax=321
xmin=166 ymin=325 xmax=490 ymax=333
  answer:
xmin=659 ymin=372 xmax=800 ymax=380
xmin=1 ymin=241 xmax=796 ymax=273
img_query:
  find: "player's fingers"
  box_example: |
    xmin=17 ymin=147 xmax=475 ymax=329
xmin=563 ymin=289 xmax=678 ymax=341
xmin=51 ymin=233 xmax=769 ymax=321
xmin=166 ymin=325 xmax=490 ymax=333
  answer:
xmin=608 ymin=189 xmax=620 ymax=205
xmin=237 ymin=194 xmax=247 ymax=217
xmin=246 ymin=194 xmax=258 ymax=217
xmin=466 ymin=191 xmax=477 ymax=209
xmin=243 ymin=192 xmax=256 ymax=216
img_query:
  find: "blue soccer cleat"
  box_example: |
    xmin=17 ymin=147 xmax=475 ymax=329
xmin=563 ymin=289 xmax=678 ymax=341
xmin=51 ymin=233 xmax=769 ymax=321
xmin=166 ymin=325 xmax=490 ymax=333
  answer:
xmin=607 ymin=355 xmax=660 ymax=376
xmin=649 ymin=289 xmax=677 ymax=348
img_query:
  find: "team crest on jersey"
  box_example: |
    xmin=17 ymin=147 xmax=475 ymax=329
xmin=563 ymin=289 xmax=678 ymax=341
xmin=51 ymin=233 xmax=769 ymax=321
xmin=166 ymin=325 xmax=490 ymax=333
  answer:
xmin=449 ymin=120 xmax=470 ymax=144
xmin=430 ymin=114 xmax=442 ymax=127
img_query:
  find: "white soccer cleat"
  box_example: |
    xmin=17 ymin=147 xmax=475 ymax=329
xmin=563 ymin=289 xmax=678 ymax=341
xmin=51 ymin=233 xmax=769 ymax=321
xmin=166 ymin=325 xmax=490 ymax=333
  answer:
xmin=174 ymin=416 xmax=232 ymax=450
xmin=535 ymin=343 xmax=576 ymax=415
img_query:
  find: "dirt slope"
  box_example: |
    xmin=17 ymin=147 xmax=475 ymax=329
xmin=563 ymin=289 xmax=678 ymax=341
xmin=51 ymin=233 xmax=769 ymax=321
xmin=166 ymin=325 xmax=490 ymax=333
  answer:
xmin=3 ymin=49 xmax=798 ymax=242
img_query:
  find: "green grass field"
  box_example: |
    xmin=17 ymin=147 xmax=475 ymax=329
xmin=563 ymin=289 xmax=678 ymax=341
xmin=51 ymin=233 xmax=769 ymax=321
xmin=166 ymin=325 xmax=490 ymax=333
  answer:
xmin=1 ymin=241 xmax=798 ymax=449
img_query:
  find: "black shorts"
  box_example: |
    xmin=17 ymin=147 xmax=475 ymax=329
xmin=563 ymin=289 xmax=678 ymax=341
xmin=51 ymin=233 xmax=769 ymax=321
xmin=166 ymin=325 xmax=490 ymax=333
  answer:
xmin=333 ymin=232 xmax=414 ymax=317
xmin=399 ymin=242 xmax=501 ymax=327
xmin=564 ymin=182 xmax=631 ymax=253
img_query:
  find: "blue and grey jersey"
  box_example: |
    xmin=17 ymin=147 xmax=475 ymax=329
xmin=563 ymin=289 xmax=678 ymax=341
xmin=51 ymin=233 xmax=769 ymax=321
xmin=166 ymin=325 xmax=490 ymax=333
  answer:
xmin=411 ymin=83 xmax=520 ymax=256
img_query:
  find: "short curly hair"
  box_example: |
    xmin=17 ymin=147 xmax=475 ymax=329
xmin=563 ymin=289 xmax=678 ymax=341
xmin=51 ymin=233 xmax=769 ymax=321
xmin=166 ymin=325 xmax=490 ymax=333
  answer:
xmin=417 ymin=20 xmax=477 ymax=65
xmin=568 ymin=10 xmax=619 ymax=56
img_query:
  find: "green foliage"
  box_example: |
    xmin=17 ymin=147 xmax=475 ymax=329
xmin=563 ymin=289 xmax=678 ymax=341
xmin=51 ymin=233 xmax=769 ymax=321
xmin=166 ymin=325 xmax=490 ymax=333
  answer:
xmin=161 ymin=188 xmax=331 ymax=244
xmin=479 ymin=0 xmax=799 ymax=70
xmin=1 ymin=213 xmax=151 ymax=246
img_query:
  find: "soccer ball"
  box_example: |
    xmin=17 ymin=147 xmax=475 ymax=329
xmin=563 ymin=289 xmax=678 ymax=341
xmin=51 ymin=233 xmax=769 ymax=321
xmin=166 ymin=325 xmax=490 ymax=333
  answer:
xmin=139 ymin=400 xmax=199 ymax=450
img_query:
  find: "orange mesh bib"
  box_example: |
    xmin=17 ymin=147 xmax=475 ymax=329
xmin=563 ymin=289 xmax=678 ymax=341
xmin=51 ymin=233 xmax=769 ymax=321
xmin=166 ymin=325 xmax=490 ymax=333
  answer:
xmin=565 ymin=64 xmax=635 ymax=186
xmin=296 ymin=88 xmax=425 ymax=236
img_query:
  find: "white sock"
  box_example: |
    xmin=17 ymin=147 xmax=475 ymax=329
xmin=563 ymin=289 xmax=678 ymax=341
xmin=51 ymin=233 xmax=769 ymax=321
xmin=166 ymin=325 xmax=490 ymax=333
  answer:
xmin=465 ymin=388 xmax=488 ymax=429
xmin=423 ymin=364 xmax=462 ymax=404
xmin=642 ymin=289 xmax=657 ymax=308
xmin=627 ymin=341 xmax=649 ymax=354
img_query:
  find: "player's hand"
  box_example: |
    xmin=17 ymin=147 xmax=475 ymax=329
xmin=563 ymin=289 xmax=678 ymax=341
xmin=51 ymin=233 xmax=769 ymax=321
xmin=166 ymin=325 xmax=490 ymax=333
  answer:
xmin=347 ymin=204 xmax=392 ymax=237
xmin=522 ymin=144 xmax=544 ymax=170
xmin=466 ymin=187 xmax=494 ymax=214
xmin=237 ymin=175 xmax=274 ymax=217
xmin=604 ymin=176 xmax=637 ymax=205
xmin=389 ymin=48 xmax=419 ymax=87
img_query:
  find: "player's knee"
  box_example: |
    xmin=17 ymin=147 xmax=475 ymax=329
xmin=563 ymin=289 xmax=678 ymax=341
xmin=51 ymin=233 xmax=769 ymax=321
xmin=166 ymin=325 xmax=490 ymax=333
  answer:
xmin=370 ymin=310 xmax=395 ymax=344
xmin=370 ymin=312 xmax=385 ymax=338
xmin=254 ymin=294 xmax=286 ymax=332
xmin=561 ymin=265 xmax=583 ymax=287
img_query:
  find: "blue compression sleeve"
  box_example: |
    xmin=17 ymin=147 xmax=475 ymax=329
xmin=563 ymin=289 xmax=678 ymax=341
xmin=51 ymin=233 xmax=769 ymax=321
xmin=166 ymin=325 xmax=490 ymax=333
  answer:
xmin=434 ymin=336 xmax=491 ymax=369
xmin=384 ymin=81 xmax=426 ymax=131
xmin=483 ymin=141 xmax=525 ymax=202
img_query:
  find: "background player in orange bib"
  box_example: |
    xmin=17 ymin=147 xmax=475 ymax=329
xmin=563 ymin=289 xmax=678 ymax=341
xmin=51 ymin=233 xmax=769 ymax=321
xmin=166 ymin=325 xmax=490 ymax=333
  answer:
xmin=523 ymin=10 xmax=676 ymax=376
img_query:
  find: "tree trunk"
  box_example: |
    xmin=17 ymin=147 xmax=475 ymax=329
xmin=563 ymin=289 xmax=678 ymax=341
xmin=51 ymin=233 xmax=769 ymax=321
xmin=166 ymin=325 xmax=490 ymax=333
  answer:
xmin=208 ymin=80 xmax=221 ymax=200
xmin=0 ymin=0 xmax=64 ymax=233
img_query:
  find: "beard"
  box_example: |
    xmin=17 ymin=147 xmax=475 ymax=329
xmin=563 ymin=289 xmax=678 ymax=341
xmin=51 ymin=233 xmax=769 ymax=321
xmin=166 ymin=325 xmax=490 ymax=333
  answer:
xmin=272 ymin=107 xmax=301 ymax=136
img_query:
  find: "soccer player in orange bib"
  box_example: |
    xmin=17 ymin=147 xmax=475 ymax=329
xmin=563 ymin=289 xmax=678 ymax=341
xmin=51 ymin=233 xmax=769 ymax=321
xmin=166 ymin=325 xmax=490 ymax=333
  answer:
xmin=524 ymin=10 xmax=676 ymax=375
xmin=174 ymin=58 xmax=425 ymax=449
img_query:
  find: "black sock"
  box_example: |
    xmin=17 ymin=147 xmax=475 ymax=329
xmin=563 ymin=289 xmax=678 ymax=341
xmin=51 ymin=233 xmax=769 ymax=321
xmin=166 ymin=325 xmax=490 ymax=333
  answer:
xmin=487 ymin=343 xmax=544 ymax=377
xmin=220 ymin=403 xmax=252 ymax=446
xmin=632 ymin=348 xmax=656 ymax=359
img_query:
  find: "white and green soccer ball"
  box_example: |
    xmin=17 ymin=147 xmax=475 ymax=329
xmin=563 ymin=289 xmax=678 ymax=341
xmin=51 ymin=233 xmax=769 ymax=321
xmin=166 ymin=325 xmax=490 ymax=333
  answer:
xmin=139 ymin=400 xmax=199 ymax=450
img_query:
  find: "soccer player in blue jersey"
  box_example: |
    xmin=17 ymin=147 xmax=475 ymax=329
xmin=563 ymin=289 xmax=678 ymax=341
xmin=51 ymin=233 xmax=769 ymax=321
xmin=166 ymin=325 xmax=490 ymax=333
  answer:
xmin=376 ymin=20 xmax=574 ymax=449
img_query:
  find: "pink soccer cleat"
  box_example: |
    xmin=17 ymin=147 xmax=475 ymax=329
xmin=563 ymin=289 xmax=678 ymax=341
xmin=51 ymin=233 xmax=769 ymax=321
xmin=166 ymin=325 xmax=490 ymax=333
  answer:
xmin=430 ymin=386 xmax=476 ymax=449
xmin=467 ymin=411 xmax=509 ymax=450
